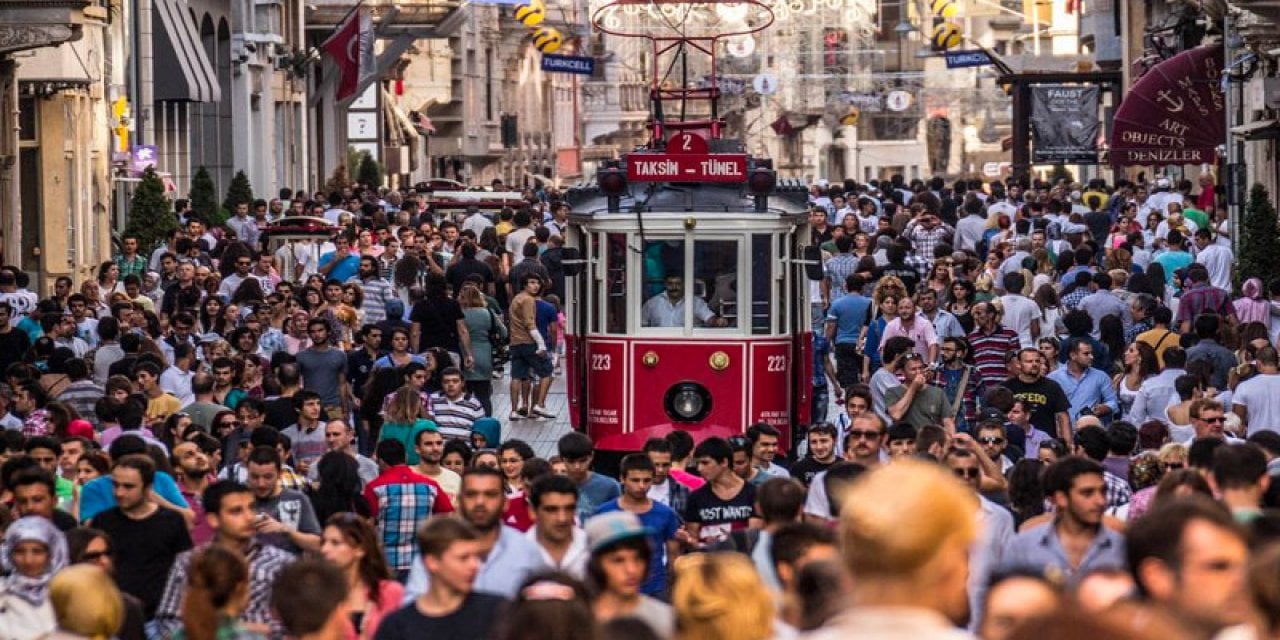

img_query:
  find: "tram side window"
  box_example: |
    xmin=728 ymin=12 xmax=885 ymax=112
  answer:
xmin=640 ymin=239 xmax=689 ymax=328
xmin=751 ymin=235 xmax=771 ymax=335
xmin=693 ymin=240 xmax=736 ymax=329
xmin=605 ymin=233 xmax=628 ymax=334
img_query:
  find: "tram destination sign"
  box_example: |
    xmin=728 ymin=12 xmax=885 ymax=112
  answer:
xmin=625 ymin=152 xmax=749 ymax=182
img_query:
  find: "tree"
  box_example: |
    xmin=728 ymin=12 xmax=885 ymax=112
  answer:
xmin=188 ymin=166 xmax=218 ymax=222
xmin=356 ymin=151 xmax=384 ymax=188
xmin=125 ymin=167 xmax=177 ymax=252
xmin=324 ymin=163 xmax=349 ymax=196
xmin=222 ymin=169 xmax=255 ymax=221
xmin=1238 ymin=183 xmax=1280 ymax=292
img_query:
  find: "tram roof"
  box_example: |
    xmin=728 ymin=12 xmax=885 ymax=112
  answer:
xmin=563 ymin=180 xmax=810 ymax=217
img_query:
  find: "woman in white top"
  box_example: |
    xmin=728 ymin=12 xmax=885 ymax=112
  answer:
xmin=1115 ymin=342 xmax=1158 ymax=422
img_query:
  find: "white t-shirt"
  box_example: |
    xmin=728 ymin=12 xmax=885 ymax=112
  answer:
xmin=1195 ymin=244 xmax=1234 ymax=292
xmin=1233 ymin=373 xmax=1280 ymax=436
xmin=998 ymin=294 xmax=1041 ymax=348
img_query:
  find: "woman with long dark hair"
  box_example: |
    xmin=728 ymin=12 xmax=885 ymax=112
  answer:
xmin=174 ymin=545 xmax=259 ymax=640
xmin=320 ymin=513 xmax=402 ymax=639
xmin=946 ymin=280 xmax=976 ymax=333
xmin=309 ymin=452 xmax=372 ymax=523
xmin=1115 ymin=342 xmax=1158 ymax=422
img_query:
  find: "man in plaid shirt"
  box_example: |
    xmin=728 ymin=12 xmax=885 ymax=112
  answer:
xmin=932 ymin=336 xmax=986 ymax=434
xmin=155 ymin=481 xmax=295 ymax=638
xmin=904 ymin=212 xmax=954 ymax=263
xmin=363 ymin=438 xmax=454 ymax=580
xmin=115 ymin=234 xmax=150 ymax=280
xmin=1073 ymin=424 xmax=1131 ymax=510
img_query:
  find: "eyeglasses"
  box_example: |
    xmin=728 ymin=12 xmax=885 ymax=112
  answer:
xmin=847 ymin=430 xmax=882 ymax=441
xmin=952 ymin=467 xmax=980 ymax=478
xmin=977 ymin=437 xmax=1005 ymax=445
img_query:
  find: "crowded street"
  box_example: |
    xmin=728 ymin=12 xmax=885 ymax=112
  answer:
xmin=2 ymin=0 xmax=1280 ymax=636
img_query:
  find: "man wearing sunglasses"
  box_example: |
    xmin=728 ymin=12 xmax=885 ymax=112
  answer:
xmin=943 ymin=447 xmax=1014 ymax=631
xmin=976 ymin=421 xmax=1014 ymax=474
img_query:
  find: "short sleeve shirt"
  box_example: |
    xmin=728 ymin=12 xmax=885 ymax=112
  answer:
xmin=684 ymin=481 xmax=757 ymax=545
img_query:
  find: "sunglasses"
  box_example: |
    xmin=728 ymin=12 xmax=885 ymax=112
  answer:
xmin=1199 ymin=416 xmax=1226 ymax=423
xmin=80 ymin=550 xmax=112 ymax=562
xmin=978 ymin=437 xmax=1005 ymax=445
xmin=952 ymin=467 xmax=980 ymax=478
xmin=1162 ymin=462 xmax=1185 ymax=471
xmin=847 ymin=430 xmax=883 ymax=441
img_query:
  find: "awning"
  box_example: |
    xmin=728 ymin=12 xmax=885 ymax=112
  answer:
xmin=152 ymin=0 xmax=221 ymax=102
xmin=1109 ymin=45 xmax=1224 ymax=167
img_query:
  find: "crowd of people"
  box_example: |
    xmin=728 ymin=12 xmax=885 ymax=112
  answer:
xmin=0 ymin=173 xmax=1276 ymax=640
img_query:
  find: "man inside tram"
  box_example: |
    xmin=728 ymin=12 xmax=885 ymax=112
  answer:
xmin=642 ymin=275 xmax=730 ymax=328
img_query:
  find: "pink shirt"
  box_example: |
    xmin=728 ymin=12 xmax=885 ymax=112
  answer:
xmin=670 ymin=468 xmax=706 ymax=490
xmin=343 ymin=580 xmax=404 ymax=640
xmin=881 ymin=314 xmax=938 ymax=360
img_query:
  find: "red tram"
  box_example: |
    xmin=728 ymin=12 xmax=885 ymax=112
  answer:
xmin=562 ymin=177 xmax=814 ymax=453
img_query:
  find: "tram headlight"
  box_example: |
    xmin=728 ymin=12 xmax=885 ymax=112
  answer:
xmin=664 ymin=382 xmax=712 ymax=423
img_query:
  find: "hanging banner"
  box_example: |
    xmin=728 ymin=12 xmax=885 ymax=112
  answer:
xmin=1030 ymin=84 xmax=1100 ymax=163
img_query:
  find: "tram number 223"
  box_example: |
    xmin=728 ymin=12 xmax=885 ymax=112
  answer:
xmin=591 ymin=354 xmax=612 ymax=371
xmin=766 ymin=355 xmax=786 ymax=372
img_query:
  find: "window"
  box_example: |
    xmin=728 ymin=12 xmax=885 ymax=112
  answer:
xmin=605 ymin=233 xmax=628 ymax=334
xmin=640 ymin=239 xmax=686 ymax=328
xmin=751 ymin=235 xmax=772 ymax=334
xmin=693 ymin=240 xmax=737 ymax=329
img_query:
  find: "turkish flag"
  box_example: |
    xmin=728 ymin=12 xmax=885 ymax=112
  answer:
xmin=770 ymin=115 xmax=795 ymax=137
xmin=321 ymin=8 xmax=372 ymax=101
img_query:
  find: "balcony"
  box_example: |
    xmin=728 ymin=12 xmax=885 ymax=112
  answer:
xmin=0 ymin=0 xmax=95 ymax=55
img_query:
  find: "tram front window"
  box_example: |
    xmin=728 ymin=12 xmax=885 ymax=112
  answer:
xmin=641 ymin=275 xmax=728 ymax=328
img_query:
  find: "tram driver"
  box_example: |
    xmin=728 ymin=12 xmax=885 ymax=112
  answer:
xmin=642 ymin=275 xmax=730 ymax=328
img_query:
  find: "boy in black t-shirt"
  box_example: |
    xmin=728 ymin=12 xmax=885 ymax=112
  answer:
xmin=683 ymin=437 xmax=759 ymax=547
xmin=789 ymin=423 xmax=839 ymax=487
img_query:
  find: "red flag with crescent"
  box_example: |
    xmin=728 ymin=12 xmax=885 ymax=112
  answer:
xmin=321 ymin=7 xmax=374 ymax=101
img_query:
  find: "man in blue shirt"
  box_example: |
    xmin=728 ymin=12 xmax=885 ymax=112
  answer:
xmin=1002 ymin=457 xmax=1126 ymax=587
xmin=825 ymin=273 xmax=872 ymax=389
xmin=317 ymin=233 xmax=360 ymax=284
xmin=559 ymin=431 xmax=621 ymax=523
xmin=80 ymin=434 xmax=192 ymax=524
xmin=1047 ymin=337 xmax=1118 ymax=425
xmin=594 ymin=454 xmax=681 ymax=597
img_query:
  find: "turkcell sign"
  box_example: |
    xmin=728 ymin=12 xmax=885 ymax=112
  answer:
xmin=626 ymin=153 xmax=749 ymax=183
xmin=540 ymin=54 xmax=596 ymax=76
xmin=944 ymin=50 xmax=993 ymax=69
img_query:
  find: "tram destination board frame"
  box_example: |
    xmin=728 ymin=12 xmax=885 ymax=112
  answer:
xmin=624 ymin=152 xmax=749 ymax=183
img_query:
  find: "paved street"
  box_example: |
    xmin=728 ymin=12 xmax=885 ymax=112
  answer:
xmin=490 ymin=372 xmax=574 ymax=458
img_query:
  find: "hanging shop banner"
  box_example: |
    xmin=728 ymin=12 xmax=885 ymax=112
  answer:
xmin=1030 ymin=84 xmax=1100 ymax=163
xmin=1108 ymin=45 xmax=1224 ymax=166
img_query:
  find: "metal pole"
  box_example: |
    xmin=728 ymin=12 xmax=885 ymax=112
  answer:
xmin=1225 ymin=10 xmax=1238 ymax=253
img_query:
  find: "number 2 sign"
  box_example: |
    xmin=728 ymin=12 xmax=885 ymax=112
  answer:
xmin=666 ymin=132 xmax=708 ymax=154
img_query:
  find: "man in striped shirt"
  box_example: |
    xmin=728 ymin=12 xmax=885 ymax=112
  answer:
xmin=349 ymin=255 xmax=394 ymax=324
xmin=966 ymin=301 xmax=1021 ymax=390
xmin=429 ymin=367 xmax=486 ymax=441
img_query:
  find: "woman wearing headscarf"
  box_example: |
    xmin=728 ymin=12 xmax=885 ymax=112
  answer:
xmin=0 ymin=515 xmax=69 ymax=640
xmin=1235 ymin=278 xmax=1272 ymax=326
